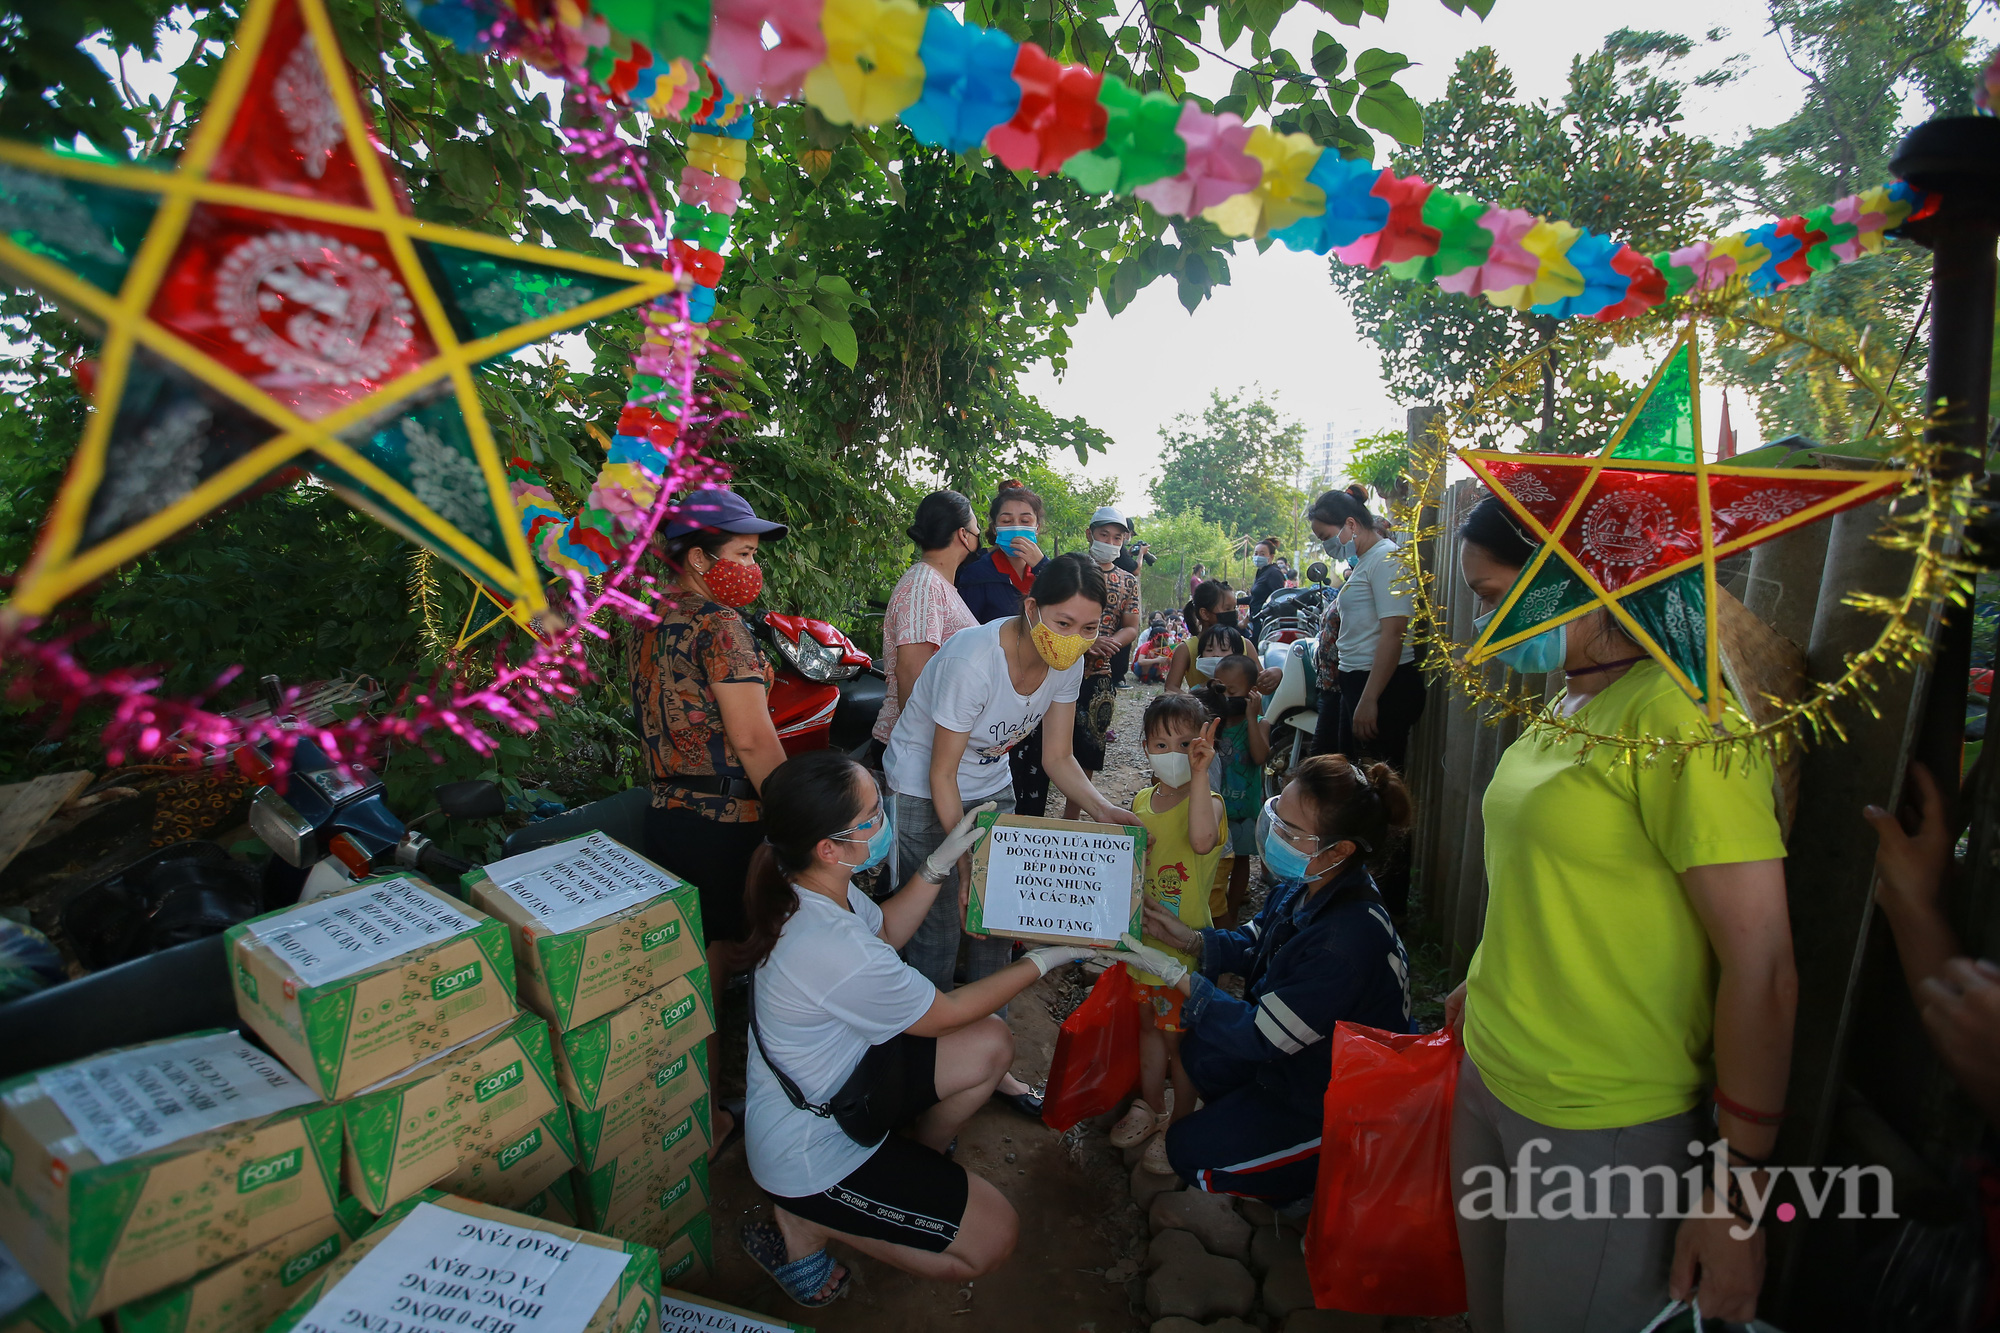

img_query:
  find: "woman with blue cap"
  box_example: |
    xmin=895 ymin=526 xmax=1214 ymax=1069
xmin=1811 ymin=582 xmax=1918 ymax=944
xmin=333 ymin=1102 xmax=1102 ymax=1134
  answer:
xmin=633 ymin=485 xmax=789 ymax=968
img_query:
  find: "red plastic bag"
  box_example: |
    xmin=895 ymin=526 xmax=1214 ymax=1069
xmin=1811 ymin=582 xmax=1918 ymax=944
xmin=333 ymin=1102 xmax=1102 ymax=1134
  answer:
xmin=1304 ymin=1023 xmax=1467 ymax=1316
xmin=1041 ymin=962 xmax=1141 ymax=1132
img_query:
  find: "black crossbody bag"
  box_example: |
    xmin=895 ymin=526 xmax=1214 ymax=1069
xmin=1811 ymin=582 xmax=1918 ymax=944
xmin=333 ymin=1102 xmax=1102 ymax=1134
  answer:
xmin=749 ymin=978 xmax=910 ymax=1147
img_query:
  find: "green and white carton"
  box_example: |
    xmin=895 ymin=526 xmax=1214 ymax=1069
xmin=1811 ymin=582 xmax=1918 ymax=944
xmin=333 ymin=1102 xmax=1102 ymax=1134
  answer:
xmin=552 ymin=973 xmax=713 ymax=1114
xmin=654 ymin=1216 xmax=712 ymax=1292
xmin=114 ymin=1196 xmax=372 ymax=1333
xmin=265 ymin=1192 xmax=658 ymax=1333
xmin=340 ymin=1012 xmax=561 ymax=1213
xmin=658 ymin=1288 xmax=810 ymax=1333
xmin=435 ymin=1106 xmax=577 ymax=1210
xmin=227 ymin=876 xmax=517 ymax=1102
xmin=512 ymin=1175 xmax=580 ymax=1229
xmin=573 ymin=1101 xmax=709 ymax=1230
xmin=466 ymin=834 xmax=706 ymax=1033
xmin=0 ymin=1033 xmax=342 ymax=1322
xmin=566 ymin=1045 xmax=708 ymax=1174
xmin=593 ymin=1156 xmax=707 ymax=1246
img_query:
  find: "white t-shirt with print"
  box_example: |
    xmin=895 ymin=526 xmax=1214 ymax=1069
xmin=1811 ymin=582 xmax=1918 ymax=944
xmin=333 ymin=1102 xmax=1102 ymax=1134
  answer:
xmin=883 ymin=617 xmax=1084 ymax=802
xmin=1335 ymin=539 xmax=1417 ymax=672
xmin=746 ymin=886 xmax=939 ymax=1198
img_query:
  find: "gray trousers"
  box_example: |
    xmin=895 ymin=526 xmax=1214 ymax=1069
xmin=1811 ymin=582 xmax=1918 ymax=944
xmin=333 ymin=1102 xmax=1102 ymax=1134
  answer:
xmin=893 ymin=790 xmax=1016 ymax=1009
xmin=1450 ymin=1054 xmax=1705 ymax=1333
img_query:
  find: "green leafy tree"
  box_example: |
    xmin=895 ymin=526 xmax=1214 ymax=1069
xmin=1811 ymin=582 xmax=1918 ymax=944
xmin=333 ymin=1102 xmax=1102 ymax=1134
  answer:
xmin=1698 ymin=0 xmax=1991 ymax=448
xmin=1330 ymin=38 xmax=1712 ymax=452
xmin=1150 ymin=388 xmax=1308 ymax=545
xmin=1131 ymin=510 xmax=1237 ymax=611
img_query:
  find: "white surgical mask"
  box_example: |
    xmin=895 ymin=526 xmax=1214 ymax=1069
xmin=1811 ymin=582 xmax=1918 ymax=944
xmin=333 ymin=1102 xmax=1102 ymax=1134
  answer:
xmin=1147 ymin=750 xmax=1193 ymax=787
xmin=1089 ymin=539 xmax=1122 ymax=564
xmin=1196 ymin=655 xmax=1223 ymax=676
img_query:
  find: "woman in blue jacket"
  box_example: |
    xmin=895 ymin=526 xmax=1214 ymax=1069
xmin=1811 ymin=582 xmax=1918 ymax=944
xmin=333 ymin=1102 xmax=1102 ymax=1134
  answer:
xmin=1127 ymin=753 xmax=1414 ymax=1203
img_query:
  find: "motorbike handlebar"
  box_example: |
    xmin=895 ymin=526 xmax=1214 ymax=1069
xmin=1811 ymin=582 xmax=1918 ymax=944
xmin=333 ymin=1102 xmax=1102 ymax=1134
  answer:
xmin=418 ymin=842 xmax=477 ymax=885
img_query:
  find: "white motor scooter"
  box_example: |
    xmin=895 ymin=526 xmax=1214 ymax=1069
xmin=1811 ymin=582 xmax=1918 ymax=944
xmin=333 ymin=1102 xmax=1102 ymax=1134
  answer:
xmin=1261 ymin=634 xmax=1324 ymax=800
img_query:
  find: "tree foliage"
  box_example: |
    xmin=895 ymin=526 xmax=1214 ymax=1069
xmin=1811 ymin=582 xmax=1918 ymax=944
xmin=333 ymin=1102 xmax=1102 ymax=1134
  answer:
xmin=1150 ymin=388 xmax=1308 ymax=545
xmin=1329 ymin=39 xmax=1712 ymax=451
xmin=1131 ymin=509 xmax=1237 ymax=611
xmin=1699 ymin=0 xmax=1991 ymax=449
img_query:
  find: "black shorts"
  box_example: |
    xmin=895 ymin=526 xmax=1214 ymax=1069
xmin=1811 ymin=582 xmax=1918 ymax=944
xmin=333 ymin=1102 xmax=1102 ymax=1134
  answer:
xmin=1074 ymin=672 xmax=1117 ymax=771
xmin=770 ymin=1038 xmax=966 ymax=1253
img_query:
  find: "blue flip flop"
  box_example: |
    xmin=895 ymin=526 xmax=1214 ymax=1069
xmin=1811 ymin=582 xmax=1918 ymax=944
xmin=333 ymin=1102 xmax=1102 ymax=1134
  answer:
xmin=739 ymin=1220 xmax=850 ymax=1308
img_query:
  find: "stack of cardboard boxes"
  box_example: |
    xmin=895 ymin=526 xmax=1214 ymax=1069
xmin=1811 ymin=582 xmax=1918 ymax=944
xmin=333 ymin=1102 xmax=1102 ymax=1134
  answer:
xmin=0 ymin=833 xmax=721 ymax=1333
xmin=461 ymin=833 xmax=717 ymax=1290
xmin=0 ymin=1030 xmax=352 ymax=1333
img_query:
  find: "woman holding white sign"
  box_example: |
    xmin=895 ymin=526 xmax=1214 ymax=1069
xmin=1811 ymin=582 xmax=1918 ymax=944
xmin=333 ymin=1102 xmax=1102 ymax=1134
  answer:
xmin=738 ymin=749 xmax=1099 ymax=1306
xmin=885 ymin=553 xmax=1129 ymax=1116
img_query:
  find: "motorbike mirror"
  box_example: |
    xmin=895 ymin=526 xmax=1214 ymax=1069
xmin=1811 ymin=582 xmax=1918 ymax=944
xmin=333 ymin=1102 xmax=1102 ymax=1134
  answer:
xmin=1307 ymin=561 xmax=1329 ymax=583
xmin=434 ymin=780 xmax=505 ymax=821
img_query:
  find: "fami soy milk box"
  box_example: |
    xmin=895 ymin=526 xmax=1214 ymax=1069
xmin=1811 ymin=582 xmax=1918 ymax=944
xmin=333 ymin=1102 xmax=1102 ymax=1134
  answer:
xmin=265 ymin=1192 xmax=658 ymax=1333
xmin=0 ymin=1033 xmax=341 ymax=1322
xmin=227 ymin=876 xmax=516 ymax=1101
xmin=566 ymin=1044 xmax=708 ymax=1174
xmin=339 ymin=1012 xmax=564 ymax=1213
xmin=551 ymin=973 xmax=712 ymax=1114
xmin=466 ymin=834 xmax=706 ymax=1032
xmin=113 ymin=1197 xmax=373 ymax=1333
xmin=435 ymin=1107 xmax=578 ymax=1211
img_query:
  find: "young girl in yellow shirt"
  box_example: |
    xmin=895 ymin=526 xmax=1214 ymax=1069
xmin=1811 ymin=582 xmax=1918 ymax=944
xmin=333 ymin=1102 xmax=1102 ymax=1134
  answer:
xmin=1111 ymin=693 xmax=1228 ymax=1173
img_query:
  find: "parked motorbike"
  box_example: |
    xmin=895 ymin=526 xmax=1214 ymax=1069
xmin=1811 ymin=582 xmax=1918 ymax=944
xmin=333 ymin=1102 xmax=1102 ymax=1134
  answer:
xmin=750 ymin=611 xmax=884 ymax=755
xmin=1256 ymin=561 xmax=1335 ymax=672
xmin=1261 ymin=628 xmax=1324 ymax=801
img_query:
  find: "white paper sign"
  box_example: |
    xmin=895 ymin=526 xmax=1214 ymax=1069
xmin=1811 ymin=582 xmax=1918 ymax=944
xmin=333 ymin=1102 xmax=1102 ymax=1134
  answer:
xmin=482 ymin=834 xmax=678 ymax=937
xmin=38 ymin=1032 xmax=317 ymax=1164
xmin=658 ymin=1296 xmax=794 ymax=1333
xmin=291 ymin=1201 xmax=628 ymax=1333
xmin=976 ymin=823 xmax=1137 ymax=943
xmin=244 ymin=878 xmax=480 ymax=987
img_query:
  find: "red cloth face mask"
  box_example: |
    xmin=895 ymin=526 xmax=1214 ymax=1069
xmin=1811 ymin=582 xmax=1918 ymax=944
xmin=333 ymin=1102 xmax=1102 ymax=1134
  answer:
xmin=700 ymin=554 xmax=764 ymax=607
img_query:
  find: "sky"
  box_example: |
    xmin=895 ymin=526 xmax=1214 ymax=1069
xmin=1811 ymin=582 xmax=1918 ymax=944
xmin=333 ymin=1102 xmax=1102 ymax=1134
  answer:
xmin=1022 ymin=0 xmax=2000 ymax=511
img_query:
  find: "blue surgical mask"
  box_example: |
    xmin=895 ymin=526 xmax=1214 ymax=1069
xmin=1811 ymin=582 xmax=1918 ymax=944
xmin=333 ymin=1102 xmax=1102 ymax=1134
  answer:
xmin=1253 ymin=554 xmax=1270 ymax=568
xmin=1472 ymin=609 xmax=1568 ymax=674
xmin=834 ymin=805 xmax=894 ymax=873
xmin=995 ymin=526 xmax=1036 ymax=552
xmin=1258 ymin=809 xmax=1317 ymax=883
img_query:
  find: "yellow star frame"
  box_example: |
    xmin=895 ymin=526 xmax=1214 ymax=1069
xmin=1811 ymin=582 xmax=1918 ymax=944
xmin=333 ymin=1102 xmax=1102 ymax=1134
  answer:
xmin=1460 ymin=324 xmax=1913 ymax=720
xmin=0 ymin=0 xmax=681 ymax=620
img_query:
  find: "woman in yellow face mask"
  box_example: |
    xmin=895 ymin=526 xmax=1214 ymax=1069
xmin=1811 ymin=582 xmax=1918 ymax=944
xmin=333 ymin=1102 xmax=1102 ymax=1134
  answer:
xmin=882 ymin=553 xmax=1129 ymax=1119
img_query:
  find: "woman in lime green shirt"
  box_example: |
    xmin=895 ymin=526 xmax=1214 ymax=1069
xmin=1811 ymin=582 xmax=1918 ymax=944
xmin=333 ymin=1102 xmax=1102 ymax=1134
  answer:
xmin=1443 ymin=495 xmax=1797 ymax=1331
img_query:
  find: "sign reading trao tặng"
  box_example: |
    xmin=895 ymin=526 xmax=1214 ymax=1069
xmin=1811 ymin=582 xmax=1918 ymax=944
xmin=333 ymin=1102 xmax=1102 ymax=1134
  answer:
xmin=966 ymin=813 xmax=1145 ymax=949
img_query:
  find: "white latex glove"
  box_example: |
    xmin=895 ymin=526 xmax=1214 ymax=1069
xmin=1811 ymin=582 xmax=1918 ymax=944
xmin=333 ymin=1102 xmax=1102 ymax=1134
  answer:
xmin=1118 ymin=934 xmax=1189 ymax=986
xmin=1024 ymin=946 xmax=1094 ymax=977
xmin=923 ymin=801 xmax=998 ymax=882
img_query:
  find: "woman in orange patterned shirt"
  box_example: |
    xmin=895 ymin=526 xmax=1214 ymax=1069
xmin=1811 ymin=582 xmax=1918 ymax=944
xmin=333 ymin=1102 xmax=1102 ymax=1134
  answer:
xmin=633 ymin=487 xmax=791 ymax=969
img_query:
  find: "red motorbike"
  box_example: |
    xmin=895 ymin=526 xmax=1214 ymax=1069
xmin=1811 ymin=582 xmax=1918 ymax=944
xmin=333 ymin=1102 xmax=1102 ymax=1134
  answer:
xmin=749 ymin=611 xmax=884 ymax=755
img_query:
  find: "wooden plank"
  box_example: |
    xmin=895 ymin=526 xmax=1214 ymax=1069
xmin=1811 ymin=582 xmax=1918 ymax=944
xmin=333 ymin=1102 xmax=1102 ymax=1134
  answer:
xmin=0 ymin=771 xmax=94 ymax=874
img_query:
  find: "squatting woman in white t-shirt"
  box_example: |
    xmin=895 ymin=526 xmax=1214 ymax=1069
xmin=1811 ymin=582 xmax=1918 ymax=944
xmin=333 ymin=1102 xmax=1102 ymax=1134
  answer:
xmin=739 ymin=749 xmax=1096 ymax=1306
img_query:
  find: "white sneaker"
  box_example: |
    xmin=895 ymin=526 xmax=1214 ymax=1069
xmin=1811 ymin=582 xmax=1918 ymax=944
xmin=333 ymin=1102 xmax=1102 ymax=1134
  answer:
xmin=1141 ymin=1133 xmax=1178 ymax=1175
xmin=1110 ymin=1099 xmax=1161 ymax=1148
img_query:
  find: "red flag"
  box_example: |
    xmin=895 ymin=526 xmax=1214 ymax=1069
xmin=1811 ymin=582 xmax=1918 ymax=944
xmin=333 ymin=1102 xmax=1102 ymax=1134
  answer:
xmin=1716 ymin=390 xmax=1738 ymax=460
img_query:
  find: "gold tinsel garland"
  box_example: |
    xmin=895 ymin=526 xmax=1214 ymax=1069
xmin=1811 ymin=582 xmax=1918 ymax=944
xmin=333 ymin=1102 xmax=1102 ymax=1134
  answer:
xmin=1391 ymin=301 xmax=1977 ymax=769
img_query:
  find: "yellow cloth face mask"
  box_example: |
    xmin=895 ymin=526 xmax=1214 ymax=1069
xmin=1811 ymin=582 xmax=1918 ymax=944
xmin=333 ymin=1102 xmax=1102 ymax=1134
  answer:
xmin=1029 ymin=613 xmax=1093 ymax=670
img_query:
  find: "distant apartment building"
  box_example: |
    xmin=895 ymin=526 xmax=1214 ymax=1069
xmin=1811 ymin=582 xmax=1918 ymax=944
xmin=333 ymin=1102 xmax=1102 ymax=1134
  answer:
xmin=1298 ymin=418 xmax=1395 ymax=493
